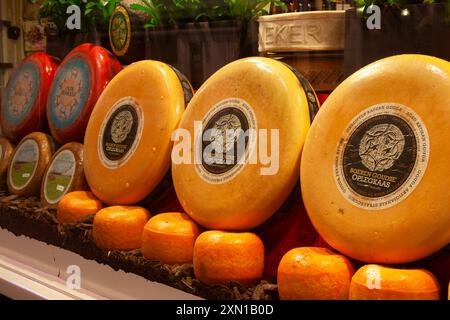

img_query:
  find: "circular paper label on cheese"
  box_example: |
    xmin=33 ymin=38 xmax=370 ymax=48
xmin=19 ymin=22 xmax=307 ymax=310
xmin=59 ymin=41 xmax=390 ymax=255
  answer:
xmin=3 ymin=62 xmax=39 ymax=125
xmin=195 ymin=98 xmax=257 ymax=184
xmin=109 ymin=6 xmax=131 ymax=57
xmin=9 ymin=139 xmax=39 ymax=190
xmin=334 ymin=103 xmax=430 ymax=210
xmin=43 ymin=150 xmax=76 ymax=204
xmin=48 ymin=58 xmax=91 ymax=129
xmin=98 ymin=96 xmax=143 ymax=169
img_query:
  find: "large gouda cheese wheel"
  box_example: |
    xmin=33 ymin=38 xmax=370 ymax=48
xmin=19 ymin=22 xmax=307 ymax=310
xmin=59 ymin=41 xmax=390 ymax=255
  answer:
xmin=84 ymin=61 xmax=191 ymax=205
xmin=41 ymin=142 xmax=87 ymax=208
xmin=1 ymin=53 xmax=59 ymax=143
xmin=172 ymin=57 xmax=319 ymax=230
xmin=47 ymin=44 xmax=122 ymax=144
xmin=7 ymin=132 xmax=55 ymax=196
xmin=301 ymin=55 xmax=450 ymax=264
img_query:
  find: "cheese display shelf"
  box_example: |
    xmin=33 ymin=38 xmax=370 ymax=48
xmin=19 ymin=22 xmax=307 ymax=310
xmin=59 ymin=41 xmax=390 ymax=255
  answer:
xmin=0 ymin=190 xmax=278 ymax=300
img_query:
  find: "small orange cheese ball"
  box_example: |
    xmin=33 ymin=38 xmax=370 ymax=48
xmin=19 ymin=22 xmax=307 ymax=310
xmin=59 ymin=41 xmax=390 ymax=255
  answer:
xmin=57 ymin=191 xmax=103 ymax=224
xmin=193 ymin=231 xmax=264 ymax=286
xmin=141 ymin=212 xmax=200 ymax=264
xmin=350 ymin=264 xmax=441 ymax=300
xmin=93 ymin=206 xmax=150 ymax=250
xmin=277 ymin=247 xmax=354 ymax=300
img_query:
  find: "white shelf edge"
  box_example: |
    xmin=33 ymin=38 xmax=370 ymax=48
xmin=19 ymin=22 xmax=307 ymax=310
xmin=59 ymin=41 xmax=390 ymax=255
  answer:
xmin=0 ymin=228 xmax=201 ymax=300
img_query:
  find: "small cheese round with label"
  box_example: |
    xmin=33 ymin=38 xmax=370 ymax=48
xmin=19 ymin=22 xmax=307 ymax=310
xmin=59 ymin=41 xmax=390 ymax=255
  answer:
xmin=301 ymin=55 xmax=450 ymax=264
xmin=1 ymin=53 xmax=59 ymax=143
xmin=84 ymin=60 xmax=191 ymax=205
xmin=7 ymin=132 xmax=55 ymax=196
xmin=47 ymin=44 xmax=122 ymax=145
xmin=0 ymin=138 xmax=15 ymax=182
xmin=41 ymin=142 xmax=87 ymax=208
xmin=172 ymin=57 xmax=319 ymax=230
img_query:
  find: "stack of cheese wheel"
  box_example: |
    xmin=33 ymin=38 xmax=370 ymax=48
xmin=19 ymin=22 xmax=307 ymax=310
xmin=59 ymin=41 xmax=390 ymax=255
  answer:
xmin=7 ymin=132 xmax=55 ymax=197
xmin=84 ymin=60 xmax=193 ymax=206
xmin=47 ymin=44 xmax=122 ymax=145
xmin=301 ymin=54 xmax=450 ymax=264
xmin=172 ymin=57 xmax=319 ymax=230
xmin=1 ymin=53 xmax=59 ymax=143
xmin=40 ymin=142 xmax=87 ymax=208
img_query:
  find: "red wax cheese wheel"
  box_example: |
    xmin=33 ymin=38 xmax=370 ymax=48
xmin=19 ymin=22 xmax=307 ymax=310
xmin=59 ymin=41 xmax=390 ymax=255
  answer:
xmin=277 ymin=247 xmax=354 ymax=300
xmin=41 ymin=142 xmax=87 ymax=208
xmin=0 ymin=138 xmax=15 ymax=181
xmin=84 ymin=61 xmax=192 ymax=205
xmin=172 ymin=57 xmax=319 ymax=230
xmin=7 ymin=132 xmax=55 ymax=196
xmin=1 ymin=53 xmax=59 ymax=143
xmin=301 ymin=55 xmax=450 ymax=264
xmin=47 ymin=44 xmax=122 ymax=145
xmin=349 ymin=265 xmax=441 ymax=300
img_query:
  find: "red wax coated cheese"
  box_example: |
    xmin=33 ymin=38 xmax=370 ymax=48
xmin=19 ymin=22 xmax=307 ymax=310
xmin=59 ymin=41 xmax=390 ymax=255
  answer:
xmin=1 ymin=53 xmax=59 ymax=143
xmin=47 ymin=44 xmax=122 ymax=145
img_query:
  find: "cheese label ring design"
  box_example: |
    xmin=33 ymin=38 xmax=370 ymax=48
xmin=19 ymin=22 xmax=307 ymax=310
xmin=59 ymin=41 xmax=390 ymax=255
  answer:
xmin=334 ymin=103 xmax=430 ymax=210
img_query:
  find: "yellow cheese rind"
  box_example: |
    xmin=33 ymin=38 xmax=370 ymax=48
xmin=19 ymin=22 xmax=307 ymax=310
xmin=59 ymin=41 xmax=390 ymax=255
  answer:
xmin=301 ymin=55 xmax=450 ymax=263
xmin=172 ymin=57 xmax=313 ymax=230
xmin=0 ymin=138 xmax=15 ymax=181
xmin=84 ymin=61 xmax=185 ymax=205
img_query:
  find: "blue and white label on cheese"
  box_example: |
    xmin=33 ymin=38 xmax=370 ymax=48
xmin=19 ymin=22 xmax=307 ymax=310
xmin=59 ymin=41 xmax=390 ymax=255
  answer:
xmin=3 ymin=62 xmax=40 ymax=125
xmin=48 ymin=58 xmax=91 ymax=129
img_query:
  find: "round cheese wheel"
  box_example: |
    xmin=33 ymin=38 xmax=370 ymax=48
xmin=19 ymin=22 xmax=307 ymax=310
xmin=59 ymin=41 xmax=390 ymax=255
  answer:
xmin=349 ymin=265 xmax=440 ymax=300
xmin=277 ymin=247 xmax=354 ymax=300
xmin=84 ymin=61 xmax=192 ymax=205
xmin=301 ymin=54 xmax=450 ymax=264
xmin=109 ymin=1 xmax=147 ymax=64
xmin=47 ymin=44 xmax=122 ymax=145
xmin=92 ymin=205 xmax=150 ymax=250
xmin=172 ymin=57 xmax=319 ymax=230
xmin=7 ymin=132 xmax=55 ymax=197
xmin=193 ymin=231 xmax=265 ymax=286
xmin=57 ymin=191 xmax=103 ymax=224
xmin=141 ymin=212 xmax=201 ymax=264
xmin=1 ymin=53 xmax=59 ymax=143
xmin=41 ymin=142 xmax=87 ymax=208
xmin=0 ymin=138 xmax=15 ymax=182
